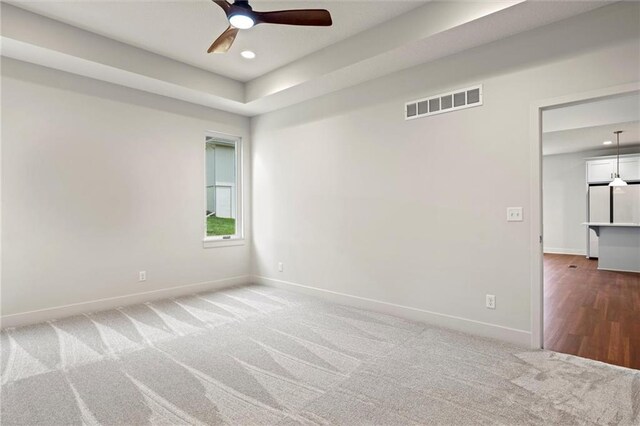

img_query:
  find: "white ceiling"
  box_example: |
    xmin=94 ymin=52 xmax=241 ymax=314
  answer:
xmin=7 ymin=0 xmax=426 ymax=82
xmin=543 ymin=92 xmax=640 ymax=155
xmin=543 ymin=121 xmax=640 ymax=156
xmin=1 ymin=0 xmax=624 ymax=115
xmin=543 ymin=92 xmax=640 ymax=133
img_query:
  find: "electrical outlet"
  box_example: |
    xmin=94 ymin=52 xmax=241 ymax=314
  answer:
xmin=139 ymin=271 xmax=147 ymax=282
xmin=486 ymin=294 xmax=496 ymax=309
xmin=507 ymin=207 xmax=523 ymax=222
xmin=278 ymin=262 xmax=284 ymax=272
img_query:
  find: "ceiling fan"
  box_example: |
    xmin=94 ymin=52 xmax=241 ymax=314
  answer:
xmin=207 ymin=0 xmax=333 ymax=53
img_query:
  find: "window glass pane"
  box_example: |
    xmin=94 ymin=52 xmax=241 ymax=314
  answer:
xmin=206 ymin=137 xmax=236 ymax=237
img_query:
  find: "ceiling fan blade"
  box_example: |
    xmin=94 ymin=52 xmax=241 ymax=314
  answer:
xmin=254 ymin=9 xmax=332 ymax=26
xmin=212 ymin=0 xmax=231 ymax=14
xmin=207 ymin=25 xmax=239 ymax=53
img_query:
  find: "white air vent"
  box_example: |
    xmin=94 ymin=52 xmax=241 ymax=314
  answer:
xmin=405 ymin=84 xmax=483 ymax=120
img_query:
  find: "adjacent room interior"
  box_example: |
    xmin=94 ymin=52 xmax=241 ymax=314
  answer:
xmin=542 ymin=92 xmax=640 ymax=369
xmin=1 ymin=0 xmax=639 ymax=424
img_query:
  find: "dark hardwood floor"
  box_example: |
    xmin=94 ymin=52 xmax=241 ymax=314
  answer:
xmin=544 ymin=253 xmax=640 ymax=369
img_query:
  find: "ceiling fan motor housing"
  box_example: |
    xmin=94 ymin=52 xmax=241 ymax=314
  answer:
xmin=229 ymin=1 xmax=253 ymax=18
xmin=228 ymin=1 xmax=255 ymax=29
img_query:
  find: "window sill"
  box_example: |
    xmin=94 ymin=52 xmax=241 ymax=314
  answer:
xmin=202 ymin=238 xmax=245 ymax=248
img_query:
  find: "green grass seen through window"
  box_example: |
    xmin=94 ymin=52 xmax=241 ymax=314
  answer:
xmin=207 ymin=216 xmax=236 ymax=236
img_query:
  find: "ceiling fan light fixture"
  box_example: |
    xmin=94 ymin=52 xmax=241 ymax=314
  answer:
xmin=240 ymin=50 xmax=256 ymax=59
xmin=229 ymin=13 xmax=255 ymax=29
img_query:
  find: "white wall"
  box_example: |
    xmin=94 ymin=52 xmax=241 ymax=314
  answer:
xmin=1 ymin=58 xmax=251 ymax=320
xmin=251 ymin=3 xmax=640 ymax=344
xmin=542 ymin=147 xmax=640 ymax=256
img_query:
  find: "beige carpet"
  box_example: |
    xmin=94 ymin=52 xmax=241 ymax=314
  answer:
xmin=1 ymin=284 xmax=639 ymax=425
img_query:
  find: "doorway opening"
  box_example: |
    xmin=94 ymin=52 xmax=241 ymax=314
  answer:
xmin=537 ymin=89 xmax=640 ymax=369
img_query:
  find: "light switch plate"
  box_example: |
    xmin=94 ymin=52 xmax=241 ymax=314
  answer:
xmin=507 ymin=207 xmax=523 ymax=222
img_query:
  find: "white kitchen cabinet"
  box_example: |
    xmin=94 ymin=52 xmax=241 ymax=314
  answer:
xmin=586 ymin=154 xmax=640 ymax=183
xmin=587 ymin=158 xmax=616 ymax=183
xmin=619 ymin=156 xmax=640 ymax=181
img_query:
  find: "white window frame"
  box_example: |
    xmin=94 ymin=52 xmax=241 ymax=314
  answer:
xmin=203 ymin=131 xmax=244 ymax=248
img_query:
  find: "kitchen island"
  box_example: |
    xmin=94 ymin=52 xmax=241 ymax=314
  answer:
xmin=584 ymin=223 xmax=640 ymax=273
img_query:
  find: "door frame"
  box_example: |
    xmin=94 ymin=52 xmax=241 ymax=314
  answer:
xmin=529 ymin=81 xmax=640 ymax=349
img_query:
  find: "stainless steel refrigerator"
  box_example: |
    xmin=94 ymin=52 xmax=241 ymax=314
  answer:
xmin=588 ymin=183 xmax=640 ymax=258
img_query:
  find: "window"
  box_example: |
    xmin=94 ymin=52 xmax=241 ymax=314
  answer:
xmin=204 ymin=133 xmax=242 ymax=246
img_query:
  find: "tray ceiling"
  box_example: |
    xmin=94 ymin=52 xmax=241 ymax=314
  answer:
xmin=7 ymin=0 xmax=426 ymax=82
xmin=1 ymin=0 xmax=622 ymax=115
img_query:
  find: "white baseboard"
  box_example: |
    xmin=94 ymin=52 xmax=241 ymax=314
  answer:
xmin=597 ymin=266 xmax=640 ymax=274
xmin=543 ymin=247 xmax=586 ymax=255
xmin=253 ymin=275 xmax=531 ymax=347
xmin=1 ymin=275 xmax=250 ymax=329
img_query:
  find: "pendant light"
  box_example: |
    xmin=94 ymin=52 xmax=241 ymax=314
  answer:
xmin=609 ymin=130 xmax=627 ymax=187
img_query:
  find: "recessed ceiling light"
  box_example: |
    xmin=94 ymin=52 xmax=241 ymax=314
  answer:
xmin=603 ymin=140 xmax=613 ymax=145
xmin=241 ymin=50 xmax=256 ymax=59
